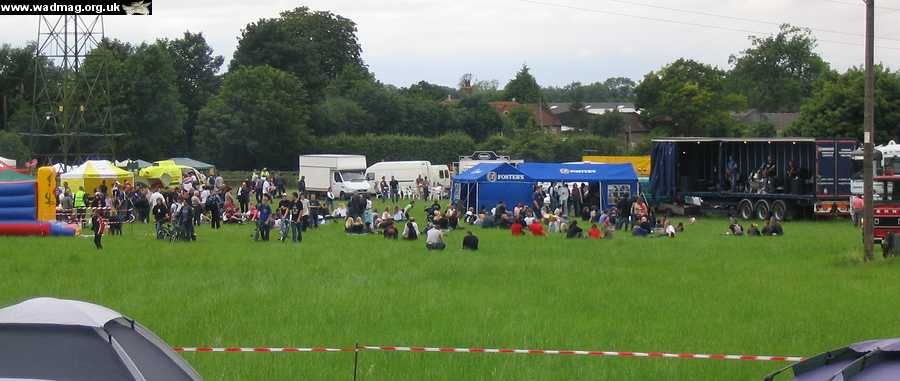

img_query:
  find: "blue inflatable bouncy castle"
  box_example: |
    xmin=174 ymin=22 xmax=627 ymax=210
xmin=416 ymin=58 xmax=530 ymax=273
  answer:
xmin=0 ymin=168 xmax=76 ymax=236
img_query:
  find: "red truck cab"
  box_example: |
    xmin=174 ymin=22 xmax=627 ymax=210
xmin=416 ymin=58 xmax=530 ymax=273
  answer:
xmin=873 ymin=175 xmax=900 ymax=244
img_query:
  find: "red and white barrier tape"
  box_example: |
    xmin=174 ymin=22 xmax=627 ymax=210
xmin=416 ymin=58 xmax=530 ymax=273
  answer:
xmin=174 ymin=345 xmax=804 ymax=362
xmin=175 ymin=347 xmax=354 ymax=353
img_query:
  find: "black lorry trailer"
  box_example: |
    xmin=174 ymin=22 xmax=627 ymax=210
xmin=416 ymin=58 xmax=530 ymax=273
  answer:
xmin=649 ymin=138 xmax=856 ymax=220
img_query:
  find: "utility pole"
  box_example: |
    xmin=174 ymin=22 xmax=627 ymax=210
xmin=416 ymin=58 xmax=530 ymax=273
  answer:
xmin=863 ymin=0 xmax=875 ymax=262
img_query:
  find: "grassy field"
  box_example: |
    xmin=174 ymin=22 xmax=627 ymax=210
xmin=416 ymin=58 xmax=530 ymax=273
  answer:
xmin=1 ymin=200 xmax=898 ymax=380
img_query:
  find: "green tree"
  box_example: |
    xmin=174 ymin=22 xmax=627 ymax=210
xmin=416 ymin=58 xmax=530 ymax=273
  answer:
xmin=401 ymin=81 xmax=457 ymax=101
xmin=635 ymin=59 xmax=746 ymax=136
xmin=163 ymin=32 xmax=224 ymax=155
xmin=589 ymin=110 xmax=626 ymax=137
xmin=231 ymin=6 xmax=363 ymax=99
xmin=0 ymin=130 xmax=28 ymax=162
xmin=311 ymin=97 xmax=373 ymax=136
xmin=740 ymin=121 xmax=777 ymax=138
xmin=0 ymin=43 xmax=37 ymax=131
xmin=449 ymin=95 xmax=504 ymax=140
xmin=113 ymin=43 xmax=186 ymax=159
xmin=604 ymin=77 xmax=636 ymax=100
xmin=503 ymin=65 xmax=541 ymax=103
xmin=728 ymin=24 xmax=830 ymax=112
xmin=787 ymin=66 xmax=900 ymax=142
xmin=196 ymin=65 xmax=310 ymax=169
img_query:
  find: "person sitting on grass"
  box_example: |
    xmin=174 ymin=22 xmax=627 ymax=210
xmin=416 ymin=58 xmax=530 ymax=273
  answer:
xmin=665 ymin=220 xmax=677 ymax=238
xmin=528 ymin=218 xmax=545 ymax=236
xmin=344 ymin=217 xmax=353 ymax=232
xmin=676 ymin=222 xmax=685 ymax=233
xmin=462 ymin=231 xmax=479 ymax=250
xmin=352 ymin=217 xmax=366 ymax=234
xmin=588 ymin=223 xmax=602 ymax=239
xmin=762 ymin=216 xmax=784 ymax=236
xmin=384 ymin=221 xmax=399 ymax=239
xmin=403 ymin=218 xmax=419 ymax=240
xmin=726 ymin=217 xmax=744 ymax=236
xmin=393 ymin=206 xmax=405 ymax=222
xmin=425 ymin=225 xmax=445 ymax=250
xmin=747 ymin=223 xmax=762 ymax=236
xmin=566 ymin=220 xmax=583 ymax=239
xmin=434 ymin=211 xmax=450 ymax=230
xmin=632 ymin=216 xmax=652 ymax=237
xmin=511 ymin=220 xmax=524 ymax=236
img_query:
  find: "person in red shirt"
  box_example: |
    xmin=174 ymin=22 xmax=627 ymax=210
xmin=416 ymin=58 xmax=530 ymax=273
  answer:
xmin=588 ymin=223 xmax=602 ymax=239
xmin=528 ymin=218 xmax=545 ymax=236
xmin=511 ymin=221 xmax=524 ymax=236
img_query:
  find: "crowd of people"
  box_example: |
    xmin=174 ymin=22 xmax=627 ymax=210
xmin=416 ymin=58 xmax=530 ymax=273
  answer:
xmin=53 ymin=167 xmax=789 ymax=250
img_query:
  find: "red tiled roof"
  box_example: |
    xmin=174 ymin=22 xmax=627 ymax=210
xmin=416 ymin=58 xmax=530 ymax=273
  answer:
xmin=489 ymin=101 xmax=561 ymax=127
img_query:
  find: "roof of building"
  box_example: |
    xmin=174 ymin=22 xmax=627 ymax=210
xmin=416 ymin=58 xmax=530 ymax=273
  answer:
xmin=547 ymin=102 xmax=637 ymax=115
xmin=489 ymin=101 xmax=562 ymax=127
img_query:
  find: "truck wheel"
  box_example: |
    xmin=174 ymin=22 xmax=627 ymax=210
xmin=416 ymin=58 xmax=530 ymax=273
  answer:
xmin=738 ymin=199 xmax=753 ymax=220
xmin=771 ymin=200 xmax=787 ymax=221
xmin=754 ymin=200 xmax=770 ymax=220
xmin=339 ymin=192 xmax=346 ymax=200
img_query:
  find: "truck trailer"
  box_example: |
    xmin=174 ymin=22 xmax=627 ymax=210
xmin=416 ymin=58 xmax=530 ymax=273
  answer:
xmin=649 ymin=137 xmax=856 ymax=220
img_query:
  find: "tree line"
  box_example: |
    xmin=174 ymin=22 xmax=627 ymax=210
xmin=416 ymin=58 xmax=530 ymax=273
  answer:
xmin=0 ymin=10 xmax=898 ymax=169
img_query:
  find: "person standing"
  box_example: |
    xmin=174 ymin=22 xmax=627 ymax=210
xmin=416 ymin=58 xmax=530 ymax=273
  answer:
xmin=300 ymin=193 xmax=312 ymax=231
xmin=532 ymin=186 xmax=543 ymax=211
xmin=379 ymin=176 xmax=389 ymax=200
xmin=74 ymin=186 xmax=86 ymax=225
xmin=298 ymin=176 xmax=307 ymax=195
xmin=389 ymin=176 xmax=399 ymax=203
xmin=207 ymin=190 xmax=221 ymax=230
xmin=557 ymin=183 xmax=569 ymax=217
xmin=256 ymin=195 xmax=273 ymax=241
xmin=289 ymin=192 xmax=303 ymax=244
xmin=238 ymin=181 xmax=250 ymax=214
xmin=91 ymin=210 xmax=107 ymax=249
xmin=152 ymin=198 xmax=168 ymax=238
xmin=326 ymin=186 xmax=336 ymax=213
xmin=179 ymin=198 xmax=195 ymax=241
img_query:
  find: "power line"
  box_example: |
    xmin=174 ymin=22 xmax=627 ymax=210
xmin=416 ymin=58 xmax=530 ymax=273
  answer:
xmin=821 ymin=0 xmax=900 ymax=12
xmin=588 ymin=0 xmax=900 ymax=42
xmin=516 ymin=0 xmax=900 ymax=51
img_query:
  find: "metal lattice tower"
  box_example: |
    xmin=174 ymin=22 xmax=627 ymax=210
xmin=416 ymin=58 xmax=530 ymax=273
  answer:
xmin=27 ymin=15 xmax=117 ymax=164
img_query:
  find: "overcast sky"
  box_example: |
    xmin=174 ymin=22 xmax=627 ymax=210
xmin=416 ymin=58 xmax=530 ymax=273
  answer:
xmin=2 ymin=0 xmax=900 ymax=88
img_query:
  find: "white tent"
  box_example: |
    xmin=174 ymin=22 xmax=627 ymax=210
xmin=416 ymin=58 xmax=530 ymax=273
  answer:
xmin=0 ymin=156 xmax=15 ymax=167
xmin=59 ymin=160 xmax=134 ymax=193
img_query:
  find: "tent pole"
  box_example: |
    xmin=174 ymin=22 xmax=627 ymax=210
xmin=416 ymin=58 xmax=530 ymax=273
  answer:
xmin=476 ymin=182 xmax=479 ymax=212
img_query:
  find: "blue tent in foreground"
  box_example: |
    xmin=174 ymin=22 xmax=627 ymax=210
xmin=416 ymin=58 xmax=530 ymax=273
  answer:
xmin=517 ymin=162 xmax=639 ymax=210
xmin=452 ymin=163 xmax=534 ymax=212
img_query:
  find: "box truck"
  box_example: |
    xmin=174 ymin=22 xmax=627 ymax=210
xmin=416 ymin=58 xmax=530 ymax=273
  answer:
xmin=364 ymin=161 xmax=451 ymax=193
xmin=298 ymin=154 xmax=369 ymax=198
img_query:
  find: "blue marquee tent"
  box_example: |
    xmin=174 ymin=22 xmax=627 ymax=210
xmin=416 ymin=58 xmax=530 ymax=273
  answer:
xmin=517 ymin=162 xmax=639 ymax=210
xmin=452 ymin=163 xmax=534 ymax=212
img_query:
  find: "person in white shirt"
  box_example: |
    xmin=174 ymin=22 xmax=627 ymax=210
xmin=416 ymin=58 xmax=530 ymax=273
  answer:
xmin=665 ymin=221 xmax=677 ymax=238
xmin=200 ymin=187 xmax=210 ymax=205
xmin=557 ymin=183 xmax=570 ymax=217
xmin=425 ymin=225 xmax=445 ymax=250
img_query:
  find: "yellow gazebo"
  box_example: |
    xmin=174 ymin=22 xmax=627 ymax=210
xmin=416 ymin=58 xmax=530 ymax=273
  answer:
xmin=59 ymin=160 xmax=134 ymax=194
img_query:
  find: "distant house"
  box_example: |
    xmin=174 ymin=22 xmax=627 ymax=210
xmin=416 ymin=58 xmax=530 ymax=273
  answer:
xmin=548 ymin=102 xmax=650 ymax=150
xmin=489 ymin=101 xmax=563 ymax=134
xmin=732 ymin=110 xmax=800 ymax=136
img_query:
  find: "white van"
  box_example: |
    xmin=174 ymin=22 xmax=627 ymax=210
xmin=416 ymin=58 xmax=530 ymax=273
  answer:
xmin=298 ymin=154 xmax=370 ymax=198
xmin=365 ymin=161 xmax=451 ymax=194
